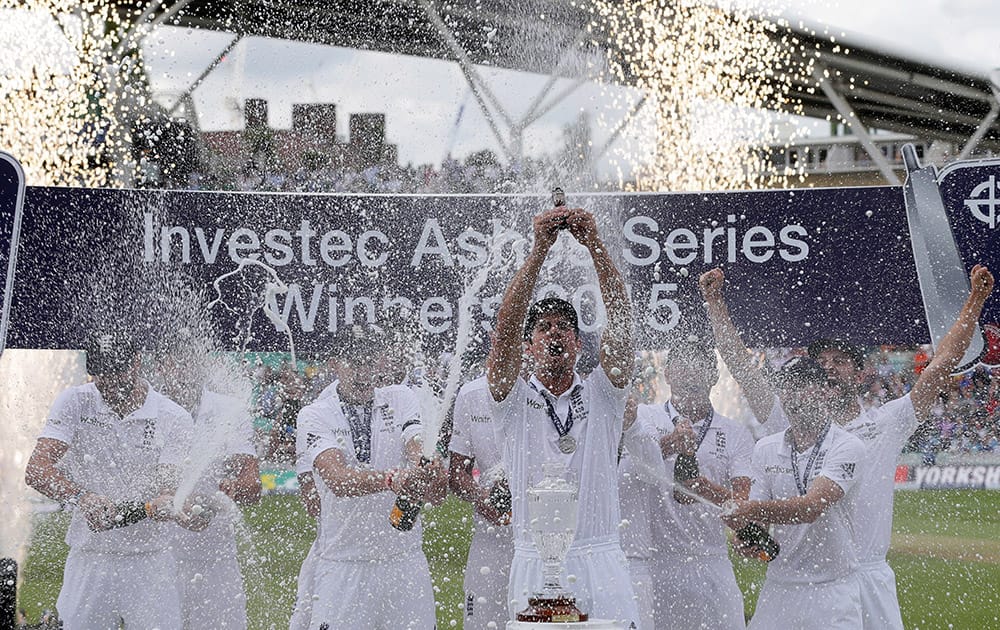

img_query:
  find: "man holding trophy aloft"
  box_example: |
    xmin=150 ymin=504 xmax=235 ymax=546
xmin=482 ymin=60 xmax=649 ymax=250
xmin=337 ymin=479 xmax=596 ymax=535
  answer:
xmin=487 ymin=201 xmax=639 ymax=629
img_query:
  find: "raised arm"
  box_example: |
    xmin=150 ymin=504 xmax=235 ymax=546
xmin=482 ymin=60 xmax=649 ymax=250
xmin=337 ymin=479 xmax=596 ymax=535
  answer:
xmin=567 ymin=209 xmax=633 ymax=388
xmin=699 ymin=268 xmax=776 ymax=422
xmin=486 ymin=208 xmax=565 ymax=401
xmin=910 ymin=264 xmax=994 ymax=419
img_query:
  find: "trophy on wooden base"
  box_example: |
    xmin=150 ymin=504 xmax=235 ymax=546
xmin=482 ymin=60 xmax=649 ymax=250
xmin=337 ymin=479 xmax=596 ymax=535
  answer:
xmin=516 ymin=462 xmax=587 ymax=623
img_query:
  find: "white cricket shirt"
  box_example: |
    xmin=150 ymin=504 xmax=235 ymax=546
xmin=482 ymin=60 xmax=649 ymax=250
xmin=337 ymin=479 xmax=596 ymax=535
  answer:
xmin=295 ymin=381 xmax=423 ymax=562
xmin=492 ymin=367 xmax=628 ymax=547
xmin=451 ymin=376 xmax=514 ymax=545
xmin=750 ymin=424 xmax=865 ymax=584
xmin=764 ymin=393 xmax=918 ymax=564
xmin=39 ymin=382 xmax=194 ymax=554
xmin=642 ymin=402 xmax=754 ymax=557
xmin=617 ymin=418 xmax=658 ymax=562
xmin=842 ymin=395 xmax=916 ymax=563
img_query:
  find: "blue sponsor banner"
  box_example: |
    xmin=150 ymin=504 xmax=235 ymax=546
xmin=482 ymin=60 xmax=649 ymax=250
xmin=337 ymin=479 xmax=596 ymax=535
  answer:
xmin=940 ymin=159 xmax=1000 ymax=364
xmin=2 ymin=166 xmax=997 ymax=354
xmin=0 ymin=153 xmax=25 ymax=356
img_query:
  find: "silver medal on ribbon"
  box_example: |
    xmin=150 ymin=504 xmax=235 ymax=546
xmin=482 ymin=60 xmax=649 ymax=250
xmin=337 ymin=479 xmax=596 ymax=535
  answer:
xmin=557 ymin=434 xmax=577 ymax=454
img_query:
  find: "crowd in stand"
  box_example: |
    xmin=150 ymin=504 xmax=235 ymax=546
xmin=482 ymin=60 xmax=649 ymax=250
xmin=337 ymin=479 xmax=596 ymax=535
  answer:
xmin=908 ymin=365 xmax=1000 ymax=459
xmin=178 ymin=152 xmax=608 ymax=195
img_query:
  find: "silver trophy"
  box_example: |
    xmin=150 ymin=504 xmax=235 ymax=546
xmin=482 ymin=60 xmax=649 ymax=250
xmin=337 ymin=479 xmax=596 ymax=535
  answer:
xmin=516 ymin=462 xmax=587 ymax=623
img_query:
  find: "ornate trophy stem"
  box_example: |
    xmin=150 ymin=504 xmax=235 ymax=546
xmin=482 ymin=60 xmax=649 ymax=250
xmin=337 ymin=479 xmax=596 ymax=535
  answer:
xmin=541 ymin=559 xmax=563 ymax=594
xmin=516 ymin=462 xmax=588 ymax=623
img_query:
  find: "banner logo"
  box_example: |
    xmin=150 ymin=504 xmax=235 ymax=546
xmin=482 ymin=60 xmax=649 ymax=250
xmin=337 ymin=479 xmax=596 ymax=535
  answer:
xmin=964 ymin=175 xmax=1000 ymax=228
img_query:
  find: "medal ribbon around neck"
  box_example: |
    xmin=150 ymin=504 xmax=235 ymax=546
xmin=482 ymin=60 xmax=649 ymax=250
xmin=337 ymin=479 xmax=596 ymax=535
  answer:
xmin=666 ymin=402 xmax=714 ymax=452
xmin=340 ymin=400 xmax=374 ymax=464
xmin=531 ymin=381 xmax=584 ymax=447
xmin=789 ymin=422 xmax=832 ymax=496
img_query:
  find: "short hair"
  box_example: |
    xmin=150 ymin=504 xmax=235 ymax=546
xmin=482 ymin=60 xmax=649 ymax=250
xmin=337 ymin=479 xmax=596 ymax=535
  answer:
xmin=807 ymin=338 xmax=866 ymax=371
xmin=332 ymin=325 xmax=389 ymax=364
xmin=666 ymin=338 xmax=716 ymax=368
xmin=771 ymin=356 xmax=829 ymax=389
xmin=85 ymin=330 xmax=138 ymax=376
xmin=523 ymin=297 xmax=579 ymax=341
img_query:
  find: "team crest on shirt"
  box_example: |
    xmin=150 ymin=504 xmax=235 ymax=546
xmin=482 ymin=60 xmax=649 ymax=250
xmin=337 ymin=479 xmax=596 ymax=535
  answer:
xmin=379 ymin=413 xmax=397 ymax=433
xmin=840 ymin=462 xmax=856 ymax=478
xmin=851 ymin=419 xmax=880 ymax=442
xmin=79 ymin=415 xmax=111 ymax=430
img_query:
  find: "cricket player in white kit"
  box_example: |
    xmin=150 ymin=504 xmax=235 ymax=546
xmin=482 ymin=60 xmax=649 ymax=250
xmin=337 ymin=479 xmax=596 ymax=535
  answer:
xmin=449 ymin=375 xmax=515 ymax=630
xmin=289 ymin=469 xmax=322 ymax=630
xmin=616 ymin=396 xmax=660 ymax=630
xmin=486 ymin=205 xmax=639 ymax=628
xmin=289 ymin=380 xmax=332 ymax=630
xmin=155 ymin=345 xmax=262 ymax=630
xmin=25 ymin=331 xmax=200 ymax=630
xmin=722 ymin=357 xmax=866 ymax=630
xmin=295 ymin=331 xmax=447 ymax=629
xmin=171 ymin=389 xmax=261 ymax=630
xmin=638 ymin=341 xmax=753 ymax=630
xmin=701 ymin=264 xmax=995 ymax=629
xmin=805 ymin=264 xmax=994 ymax=630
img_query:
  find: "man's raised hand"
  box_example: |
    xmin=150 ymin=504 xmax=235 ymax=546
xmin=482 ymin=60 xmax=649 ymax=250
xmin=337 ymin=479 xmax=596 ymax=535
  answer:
xmin=533 ymin=207 xmax=571 ymax=253
xmin=565 ymin=208 xmax=599 ymax=250
xmin=971 ymin=264 xmax=994 ymax=301
xmin=699 ymin=268 xmax=725 ymax=302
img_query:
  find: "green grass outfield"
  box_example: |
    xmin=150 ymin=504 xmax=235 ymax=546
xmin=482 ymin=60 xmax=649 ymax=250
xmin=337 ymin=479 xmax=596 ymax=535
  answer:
xmin=18 ymin=489 xmax=1000 ymax=629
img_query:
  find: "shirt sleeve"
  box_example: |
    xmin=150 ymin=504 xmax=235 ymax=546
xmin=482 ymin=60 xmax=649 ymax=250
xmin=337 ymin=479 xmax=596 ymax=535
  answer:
xmin=489 ymin=376 xmax=528 ymax=439
xmin=816 ymin=433 xmax=865 ymax=495
xmin=588 ymin=367 xmax=628 ymax=445
xmin=874 ymin=394 xmax=918 ymax=445
xmin=295 ymin=402 xmax=351 ymax=473
xmin=589 ymin=365 xmax=629 ymax=406
xmin=37 ymin=387 xmax=81 ymax=444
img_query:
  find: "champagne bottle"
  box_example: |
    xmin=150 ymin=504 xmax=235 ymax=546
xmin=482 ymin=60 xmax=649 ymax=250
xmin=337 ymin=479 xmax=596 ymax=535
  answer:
xmin=673 ymin=452 xmax=700 ymax=482
xmin=389 ymin=457 xmax=430 ymax=532
xmin=735 ymin=522 xmax=780 ymax=562
xmin=487 ymin=478 xmax=512 ymax=516
xmin=109 ymin=501 xmax=150 ymax=530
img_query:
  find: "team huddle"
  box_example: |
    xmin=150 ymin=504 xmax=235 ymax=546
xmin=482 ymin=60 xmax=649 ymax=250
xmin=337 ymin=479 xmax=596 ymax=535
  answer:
xmin=25 ymin=204 xmax=994 ymax=629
